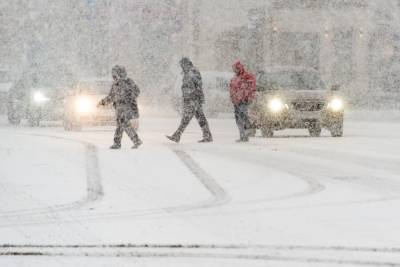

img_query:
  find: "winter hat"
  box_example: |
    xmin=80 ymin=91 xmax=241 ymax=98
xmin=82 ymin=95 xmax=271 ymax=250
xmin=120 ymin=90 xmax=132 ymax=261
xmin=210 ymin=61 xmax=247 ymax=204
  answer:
xmin=112 ymin=65 xmax=127 ymax=80
xmin=180 ymin=57 xmax=193 ymax=69
xmin=232 ymin=60 xmax=245 ymax=74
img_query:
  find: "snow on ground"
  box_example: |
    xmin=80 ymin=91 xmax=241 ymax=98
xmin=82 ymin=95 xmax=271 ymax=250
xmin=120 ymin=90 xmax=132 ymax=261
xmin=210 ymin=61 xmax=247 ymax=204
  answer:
xmin=0 ymin=115 xmax=400 ymax=266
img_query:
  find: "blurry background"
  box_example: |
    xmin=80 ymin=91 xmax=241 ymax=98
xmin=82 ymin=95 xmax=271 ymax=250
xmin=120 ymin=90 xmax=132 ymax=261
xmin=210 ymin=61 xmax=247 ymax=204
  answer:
xmin=1 ymin=0 xmax=400 ymax=111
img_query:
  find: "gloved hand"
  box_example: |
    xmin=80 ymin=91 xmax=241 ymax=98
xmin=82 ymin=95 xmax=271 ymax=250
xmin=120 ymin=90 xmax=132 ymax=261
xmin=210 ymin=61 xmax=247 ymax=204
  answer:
xmin=97 ymin=100 xmax=104 ymax=108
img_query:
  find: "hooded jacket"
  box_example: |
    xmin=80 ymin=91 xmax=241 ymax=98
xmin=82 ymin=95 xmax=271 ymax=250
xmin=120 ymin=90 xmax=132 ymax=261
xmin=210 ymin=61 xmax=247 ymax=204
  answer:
xmin=229 ymin=61 xmax=256 ymax=105
xmin=180 ymin=58 xmax=204 ymax=104
xmin=101 ymin=65 xmax=140 ymax=119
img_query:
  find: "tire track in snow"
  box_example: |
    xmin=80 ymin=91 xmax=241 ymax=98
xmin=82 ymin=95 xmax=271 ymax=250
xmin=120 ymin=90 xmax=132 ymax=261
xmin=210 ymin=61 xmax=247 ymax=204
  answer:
xmin=169 ymin=148 xmax=230 ymax=209
xmin=0 ymin=133 xmax=103 ymax=219
xmin=238 ymin=146 xmax=400 ymax=211
xmin=56 ymin=145 xmax=321 ymax=222
xmin=191 ymin=147 xmax=325 ymax=205
xmin=1 ymin=244 xmax=400 ymax=266
xmin=190 ymin=146 xmax=400 ymax=216
xmin=0 ymin=138 xmax=228 ymax=226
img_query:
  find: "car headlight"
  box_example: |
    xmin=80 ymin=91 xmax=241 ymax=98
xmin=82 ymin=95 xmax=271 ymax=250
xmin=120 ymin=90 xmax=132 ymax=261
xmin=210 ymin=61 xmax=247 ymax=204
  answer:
xmin=33 ymin=91 xmax=49 ymax=104
xmin=75 ymin=96 xmax=95 ymax=114
xmin=268 ymin=98 xmax=286 ymax=113
xmin=327 ymin=98 xmax=344 ymax=112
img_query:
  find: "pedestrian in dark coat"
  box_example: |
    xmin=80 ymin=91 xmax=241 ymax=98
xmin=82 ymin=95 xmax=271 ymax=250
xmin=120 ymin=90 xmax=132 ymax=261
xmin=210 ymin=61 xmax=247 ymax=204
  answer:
xmin=167 ymin=57 xmax=213 ymax=143
xmin=229 ymin=61 xmax=256 ymax=142
xmin=98 ymin=65 xmax=142 ymax=149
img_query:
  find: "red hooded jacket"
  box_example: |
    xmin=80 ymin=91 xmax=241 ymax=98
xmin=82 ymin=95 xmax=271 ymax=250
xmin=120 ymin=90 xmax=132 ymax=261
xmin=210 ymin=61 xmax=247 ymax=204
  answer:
xmin=229 ymin=61 xmax=256 ymax=105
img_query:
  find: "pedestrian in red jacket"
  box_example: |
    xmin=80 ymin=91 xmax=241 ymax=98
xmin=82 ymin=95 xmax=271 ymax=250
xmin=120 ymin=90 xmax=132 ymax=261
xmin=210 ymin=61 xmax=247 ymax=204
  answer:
xmin=229 ymin=61 xmax=256 ymax=142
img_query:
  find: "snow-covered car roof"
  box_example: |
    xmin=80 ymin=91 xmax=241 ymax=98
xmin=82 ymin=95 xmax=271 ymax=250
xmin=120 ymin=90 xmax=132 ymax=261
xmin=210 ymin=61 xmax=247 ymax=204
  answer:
xmin=257 ymin=66 xmax=327 ymax=91
xmin=258 ymin=66 xmax=320 ymax=74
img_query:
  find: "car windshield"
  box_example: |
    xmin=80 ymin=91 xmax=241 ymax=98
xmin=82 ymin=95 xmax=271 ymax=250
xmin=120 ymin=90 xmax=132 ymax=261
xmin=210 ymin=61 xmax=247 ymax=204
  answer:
xmin=259 ymin=70 xmax=326 ymax=91
xmin=77 ymin=81 xmax=111 ymax=95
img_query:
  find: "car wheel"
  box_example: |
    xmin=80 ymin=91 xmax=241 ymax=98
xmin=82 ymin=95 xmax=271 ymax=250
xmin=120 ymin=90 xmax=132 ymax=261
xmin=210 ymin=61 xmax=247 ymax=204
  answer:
xmin=73 ymin=124 xmax=82 ymax=131
xmin=64 ymin=123 xmax=72 ymax=131
xmin=63 ymin=120 xmax=72 ymax=131
xmin=28 ymin=118 xmax=40 ymax=127
xmin=8 ymin=114 xmax=21 ymax=125
xmin=7 ymin=106 xmax=21 ymax=125
xmin=308 ymin=123 xmax=322 ymax=137
xmin=330 ymin=122 xmax=343 ymax=137
xmin=261 ymin=125 xmax=274 ymax=138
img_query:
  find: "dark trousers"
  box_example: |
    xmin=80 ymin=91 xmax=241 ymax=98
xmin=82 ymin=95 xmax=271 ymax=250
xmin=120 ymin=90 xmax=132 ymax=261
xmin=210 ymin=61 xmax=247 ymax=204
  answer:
xmin=173 ymin=101 xmax=212 ymax=140
xmin=234 ymin=103 xmax=251 ymax=139
xmin=114 ymin=111 xmax=140 ymax=145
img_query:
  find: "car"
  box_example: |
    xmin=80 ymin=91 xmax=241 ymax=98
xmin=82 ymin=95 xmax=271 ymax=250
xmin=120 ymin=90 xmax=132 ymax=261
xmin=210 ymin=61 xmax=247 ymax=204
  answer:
xmin=63 ymin=78 xmax=139 ymax=131
xmin=249 ymin=67 xmax=344 ymax=137
xmin=26 ymin=87 xmax=64 ymax=126
xmin=172 ymin=71 xmax=234 ymax=117
xmin=7 ymin=83 xmax=64 ymax=126
xmin=7 ymin=82 xmax=24 ymax=125
xmin=0 ymin=69 xmax=14 ymax=115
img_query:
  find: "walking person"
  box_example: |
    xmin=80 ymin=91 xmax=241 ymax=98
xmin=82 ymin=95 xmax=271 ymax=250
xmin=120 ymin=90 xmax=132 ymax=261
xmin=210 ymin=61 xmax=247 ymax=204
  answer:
xmin=229 ymin=61 xmax=256 ymax=142
xmin=98 ymin=65 xmax=142 ymax=149
xmin=167 ymin=57 xmax=213 ymax=143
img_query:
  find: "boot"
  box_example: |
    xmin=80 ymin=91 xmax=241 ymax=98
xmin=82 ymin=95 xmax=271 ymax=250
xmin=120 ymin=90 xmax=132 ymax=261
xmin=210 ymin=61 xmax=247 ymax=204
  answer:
xmin=198 ymin=136 xmax=213 ymax=143
xmin=166 ymin=134 xmax=180 ymax=143
xmin=200 ymin=124 xmax=212 ymax=143
xmin=235 ymin=137 xmax=249 ymax=143
xmin=132 ymin=139 xmax=143 ymax=149
xmin=110 ymin=143 xmax=121 ymax=149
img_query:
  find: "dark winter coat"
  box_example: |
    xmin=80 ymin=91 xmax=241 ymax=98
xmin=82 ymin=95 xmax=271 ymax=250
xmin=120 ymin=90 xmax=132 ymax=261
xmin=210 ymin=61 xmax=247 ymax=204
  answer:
xmin=229 ymin=61 xmax=256 ymax=105
xmin=101 ymin=78 xmax=140 ymax=120
xmin=181 ymin=67 xmax=205 ymax=104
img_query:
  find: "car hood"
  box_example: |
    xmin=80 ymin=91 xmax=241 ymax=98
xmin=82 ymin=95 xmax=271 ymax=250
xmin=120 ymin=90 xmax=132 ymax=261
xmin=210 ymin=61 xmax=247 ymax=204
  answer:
xmin=270 ymin=89 xmax=330 ymax=102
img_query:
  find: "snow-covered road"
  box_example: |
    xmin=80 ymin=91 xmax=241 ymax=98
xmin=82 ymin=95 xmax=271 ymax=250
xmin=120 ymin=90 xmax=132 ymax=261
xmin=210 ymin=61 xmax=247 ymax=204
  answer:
xmin=1 ymin=117 xmax=400 ymax=266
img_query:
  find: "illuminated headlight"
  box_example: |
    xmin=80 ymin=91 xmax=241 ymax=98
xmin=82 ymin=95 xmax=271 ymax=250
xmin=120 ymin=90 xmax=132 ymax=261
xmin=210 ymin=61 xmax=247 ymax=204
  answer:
xmin=268 ymin=98 xmax=286 ymax=113
xmin=327 ymin=98 xmax=344 ymax=112
xmin=33 ymin=91 xmax=49 ymax=104
xmin=75 ymin=96 xmax=95 ymax=114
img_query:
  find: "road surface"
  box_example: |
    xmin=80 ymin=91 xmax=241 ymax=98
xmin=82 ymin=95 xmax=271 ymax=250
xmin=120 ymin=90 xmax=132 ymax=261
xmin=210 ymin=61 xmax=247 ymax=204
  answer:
xmin=0 ymin=117 xmax=400 ymax=266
